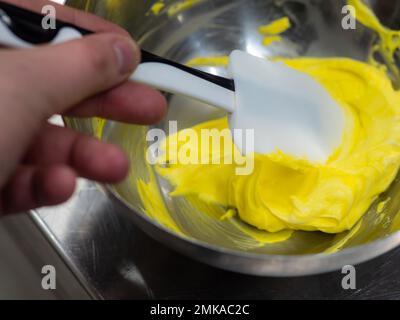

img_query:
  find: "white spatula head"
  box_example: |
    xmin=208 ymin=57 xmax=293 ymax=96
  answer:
xmin=228 ymin=50 xmax=345 ymax=163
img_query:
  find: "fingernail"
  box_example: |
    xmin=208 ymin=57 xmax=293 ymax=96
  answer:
xmin=113 ymin=38 xmax=137 ymax=75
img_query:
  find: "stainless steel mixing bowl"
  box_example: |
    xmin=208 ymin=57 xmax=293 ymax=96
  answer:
xmin=64 ymin=0 xmax=400 ymax=276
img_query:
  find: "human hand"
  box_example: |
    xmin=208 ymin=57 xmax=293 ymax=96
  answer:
xmin=0 ymin=0 xmax=167 ymax=214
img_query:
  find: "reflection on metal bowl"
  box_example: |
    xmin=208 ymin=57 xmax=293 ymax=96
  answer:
xmin=65 ymin=0 xmax=400 ymax=276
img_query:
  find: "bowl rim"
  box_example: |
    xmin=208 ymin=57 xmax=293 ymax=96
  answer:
xmin=105 ymin=183 xmax=400 ymax=276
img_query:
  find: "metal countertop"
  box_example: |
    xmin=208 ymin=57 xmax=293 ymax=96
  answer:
xmin=31 ymin=179 xmax=400 ymax=300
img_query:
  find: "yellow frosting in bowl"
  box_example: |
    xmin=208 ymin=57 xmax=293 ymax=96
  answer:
xmin=137 ymin=0 xmax=400 ymax=238
xmin=156 ymin=58 xmax=400 ymax=233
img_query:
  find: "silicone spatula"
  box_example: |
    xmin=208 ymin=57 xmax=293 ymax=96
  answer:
xmin=0 ymin=1 xmax=345 ymax=162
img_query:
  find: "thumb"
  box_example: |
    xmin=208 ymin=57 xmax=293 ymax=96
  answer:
xmin=0 ymin=33 xmax=139 ymax=187
xmin=1 ymin=32 xmax=140 ymax=118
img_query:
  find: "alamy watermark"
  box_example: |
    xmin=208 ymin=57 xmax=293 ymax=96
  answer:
xmin=41 ymin=5 xmax=57 ymax=30
xmin=341 ymin=265 xmax=356 ymax=290
xmin=41 ymin=265 xmax=56 ymax=290
xmin=342 ymin=5 xmax=356 ymax=30
xmin=146 ymin=121 xmax=255 ymax=176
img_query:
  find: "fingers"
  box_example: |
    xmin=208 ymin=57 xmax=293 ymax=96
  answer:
xmin=24 ymin=124 xmax=130 ymax=183
xmin=0 ymin=0 xmax=168 ymax=209
xmin=1 ymin=0 xmax=130 ymax=35
xmin=0 ymin=32 xmax=139 ymax=188
xmin=66 ymin=81 xmax=167 ymax=124
xmin=1 ymin=121 xmax=132 ymax=214
xmin=1 ymin=32 xmax=140 ymax=118
xmin=0 ymin=165 xmax=77 ymax=214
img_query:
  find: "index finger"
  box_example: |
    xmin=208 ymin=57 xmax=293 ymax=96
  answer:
xmin=1 ymin=0 xmax=130 ymax=36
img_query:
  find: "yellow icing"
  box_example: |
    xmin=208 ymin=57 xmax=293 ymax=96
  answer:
xmin=185 ymin=17 xmax=291 ymax=67
xmin=186 ymin=56 xmax=229 ymax=67
xmin=377 ymin=198 xmax=391 ymax=214
xmin=258 ymin=17 xmax=291 ymax=47
xmin=324 ymin=221 xmax=362 ymax=253
xmin=147 ymin=0 xmax=200 ymax=17
xmin=348 ymin=0 xmax=400 ymax=83
xmin=258 ymin=17 xmax=291 ymax=35
xmin=105 ymin=0 xmax=120 ymax=10
xmin=184 ymin=195 xmax=294 ymax=245
xmin=167 ymin=0 xmax=201 ymax=17
xmin=230 ymin=217 xmax=294 ymax=244
xmin=149 ymin=2 xmax=165 ymax=15
xmin=261 ymin=35 xmax=282 ymax=46
xmin=91 ymin=118 xmax=106 ymax=139
xmin=157 ymin=59 xmax=400 ymax=234
xmin=137 ymin=1 xmax=400 ymax=248
xmin=137 ymin=162 xmax=183 ymax=236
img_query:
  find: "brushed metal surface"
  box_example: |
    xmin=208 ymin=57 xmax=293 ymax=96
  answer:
xmin=32 ymin=179 xmax=400 ymax=299
xmin=0 ymin=213 xmax=90 ymax=299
